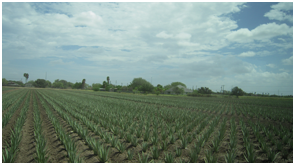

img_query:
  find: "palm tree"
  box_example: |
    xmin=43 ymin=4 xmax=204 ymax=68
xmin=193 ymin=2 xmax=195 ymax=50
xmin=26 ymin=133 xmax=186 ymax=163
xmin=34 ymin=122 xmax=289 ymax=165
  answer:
xmin=107 ymin=76 xmax=110 ymax=84
xmin=23 ymin=73 xmax=29 ymax=83
xmin=81 ymin=79 xmax=86 ymax=89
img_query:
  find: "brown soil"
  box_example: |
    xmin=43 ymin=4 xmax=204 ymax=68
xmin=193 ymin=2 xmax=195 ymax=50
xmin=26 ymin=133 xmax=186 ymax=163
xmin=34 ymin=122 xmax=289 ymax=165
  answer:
xmin=14 ymin=91 xmax=36 ymax=163
xmin=2 ymin=91 xmax=30 ymax=149
xmin=2 ymin=91 xmax=27 ymax=116
xmin=62 ymin=90 xmax=292 ymax=128
xmin=36 ymin=91 xmax=100 ymax=163
xmin=9 ymin=89 xmax=292 ymax=163
xmin=2 ymin=88 xmax=19 ymax=94
xmin=35 ymin=91 xmax=69 ymax=163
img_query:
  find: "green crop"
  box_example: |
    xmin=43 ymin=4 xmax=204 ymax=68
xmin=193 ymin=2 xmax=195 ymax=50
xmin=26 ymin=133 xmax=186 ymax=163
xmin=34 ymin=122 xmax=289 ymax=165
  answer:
xmin=127 ymin=150 xmax=134 ymax=160
xmin=164 ymin=152 xmax=174 ymax=163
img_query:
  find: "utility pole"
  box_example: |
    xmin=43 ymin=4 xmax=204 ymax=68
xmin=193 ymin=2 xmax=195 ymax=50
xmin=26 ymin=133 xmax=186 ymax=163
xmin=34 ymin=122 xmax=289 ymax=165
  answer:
xmin=222 ymin=85 xmax=225 ymax=94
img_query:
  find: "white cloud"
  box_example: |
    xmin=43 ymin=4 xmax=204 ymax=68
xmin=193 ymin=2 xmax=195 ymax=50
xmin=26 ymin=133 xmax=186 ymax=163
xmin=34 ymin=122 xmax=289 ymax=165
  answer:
xmin=226 ymin=23 xmax=292 ymax=43
xmin=175 ymin=32 xmax=191 ymax=40
xmin=49 ymin=59 xmax=74 ymax=66
xmin=278 ymin=38 xmax=286 ymax=42
xmin=264 ymin=2 xmax=293 ymax=22
xmin=2 ymin=3 xmax=293 ymax=95
xmin=279 ymin=68 xmax=290 ymax=72
xmin=282 ymin=56 xmax=293 ymax=65
xmin=156 ymin=31 xmax=174 ymax=39
xmin=238 ymin=51 xmax=256 ymax=57
xmin=266 ymin=64 xmax=276 ymax=68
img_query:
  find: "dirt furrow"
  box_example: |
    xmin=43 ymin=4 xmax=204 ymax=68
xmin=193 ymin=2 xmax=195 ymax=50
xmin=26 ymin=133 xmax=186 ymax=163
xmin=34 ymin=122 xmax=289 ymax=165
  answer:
xmin=35 ymin=92 xmax=69 ymax=163
xmin=2 ymin=88 xmax=19 ymax=94
xmin=59 ymin=90 xmax=292 ymax=127
xmin=15 ymin=90 xmax=36 ymax=163
xmin=2 ymin=91 xmax=30 ymax=149
xmin=2 ymin=91 xmax=27 ymax=116
xmin=37 ymin=91 xmax=100 ymax=163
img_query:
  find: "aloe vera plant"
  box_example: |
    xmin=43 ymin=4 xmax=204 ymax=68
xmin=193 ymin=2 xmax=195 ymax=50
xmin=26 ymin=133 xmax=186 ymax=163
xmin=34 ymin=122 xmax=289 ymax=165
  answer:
xmin=204 ymin=150 xmax=218 ymax=163
xmin=98 ymin=145 xmax=110 ymax=163
xmin=127 ymin=150 xmax=134 ymax=160
xmin=143 ymin=130 xmax=150 ymax=141
xmin=151 ymin=136 xmax=158 ymax=146
xmin=131 ymin=136 xmax=138 ymax=147
xmin=175 ymin=147 xmax=182 ymax=157
xmin=180 ymin=136 xmax=188 ymax=149
xmin=164 ymin=152 xmax=174 ymax=163
xmin=141 ymin=142 xmax=148 ymax=152
xmin=161 ymin=140 xmax=168 ymax=151
xmin=267 ymin=149 xmax=279 ymax=163
xmin=2 ymin=147 xmax=18 ymax=163
xmin=224 ymin=149 xmax=236 ymax=163
xmin=169 ymin=135 xmax=176 ymax=144
xmin=116 ymin=141 xmax=126 ymax=153
xmin=189 ymin=150 xmax=199 ymax=163
xmin=244 ymin=143 xmax=257 ymax=163
xmin=138 ymin=152 xmax=149 ymax=163
xmin=151 ymin=146 xmax=159 ymax=159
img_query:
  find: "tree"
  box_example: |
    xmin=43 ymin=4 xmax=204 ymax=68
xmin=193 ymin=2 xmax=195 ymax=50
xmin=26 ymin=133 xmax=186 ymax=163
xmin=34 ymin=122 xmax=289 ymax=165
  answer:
xmin=130 ymin=78 xmax=153 ymax=93
xmin=231 ymin=86 xmax=244 ymax=98
xmin=72 ymin=82 xmax=82 ymax=89
xmin=107 ymin=76 xmax=110 ymax=84
xmin=173 ymin=86 xmax=184 ymax=95
xmin=157 ymin=84 xmax=163 ymax=88
xmin=46 ymin=80 xmax=51 ymax=87
xmin=52 ymin=79 xmax=64 ymax=88
xmin=2 ymin=78 xmax=8 ymax=86
xmin=102 ymin=81 xmax=108 ymax=88
xmin=154 ymin=84 xmax=164 ymax=94
xmin=92 ymin=83 xmax=102 ymax=91
xmin=81 ymin=79 xmax=86 ymax=89
xmin=116 ymin=85 xmax=122 ymax=91
xmin=23 ymin=73 xmax=29 ymax=83
xmin=171 ymin=82 xmax=186 ymax=88
xmin=34 ymin=79 xmax=47 ymax=88
xmin=67 ymin=82 xmax=74 ymax=88
xmin=197 ymin=87 xmax=213 ymax=94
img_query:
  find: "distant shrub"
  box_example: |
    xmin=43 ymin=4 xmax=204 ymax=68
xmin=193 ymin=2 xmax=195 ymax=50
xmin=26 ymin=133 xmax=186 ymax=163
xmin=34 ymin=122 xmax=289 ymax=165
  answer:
xmin=156 ymin=91 xmax=160 ymax=96
xmin=93 ymin=87 xmax=100 ymax=91
xmin=187 ymin=93 xmax=215 ymax=97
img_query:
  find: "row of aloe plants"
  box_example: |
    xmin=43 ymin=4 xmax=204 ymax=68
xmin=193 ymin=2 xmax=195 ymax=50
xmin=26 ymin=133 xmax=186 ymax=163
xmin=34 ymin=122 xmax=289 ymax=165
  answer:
xmin=2 ymin=90 xmax=29 ymax=128
xmin=37 ymin=92 xmax=83 ymax=163
xmin=37 ymin=89 xmax=292 ymax=163
xmin=2 ymin=91 xmax=30 ymax=163
xmin=32 ymin=93 xmax=49 ymax=162
xmin=2 ymin=89 xmax=27 ymax=111
xmin=38 ymin=89 xmax=219 ymax=162
xmin=37 ymin=91 xmax=112 ymax=162
xmin=63 ymin=89 xmax=292 ymax=121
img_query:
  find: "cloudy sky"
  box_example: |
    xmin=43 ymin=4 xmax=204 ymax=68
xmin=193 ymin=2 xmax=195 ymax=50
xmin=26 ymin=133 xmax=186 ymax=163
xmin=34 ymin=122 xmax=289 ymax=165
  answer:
xmin=2 ymin=2 xmax=293 ymax=95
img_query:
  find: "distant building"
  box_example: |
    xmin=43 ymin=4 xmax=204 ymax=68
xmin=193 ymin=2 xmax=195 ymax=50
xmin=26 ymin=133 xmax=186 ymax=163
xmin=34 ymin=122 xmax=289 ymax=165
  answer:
xmin=7 ymin=81 xmax=20 ymax=87
xmin=164 ymin=85 xmax=193 ymax=95
xmin=25 ymin=83 xmax=34 ymax=87
xmin=109 ymin=88 xmax=117 ymax=92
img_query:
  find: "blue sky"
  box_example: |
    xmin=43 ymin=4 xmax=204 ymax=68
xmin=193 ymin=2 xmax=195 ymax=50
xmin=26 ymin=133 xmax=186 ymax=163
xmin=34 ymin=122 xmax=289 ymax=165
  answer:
xmin=2 ymin=2 xmax=293 ymax=95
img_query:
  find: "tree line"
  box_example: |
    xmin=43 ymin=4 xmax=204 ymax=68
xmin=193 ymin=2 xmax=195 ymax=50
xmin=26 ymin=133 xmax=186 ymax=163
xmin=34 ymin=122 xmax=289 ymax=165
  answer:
xmin=2 ymin=73 xmax=251 ymax=98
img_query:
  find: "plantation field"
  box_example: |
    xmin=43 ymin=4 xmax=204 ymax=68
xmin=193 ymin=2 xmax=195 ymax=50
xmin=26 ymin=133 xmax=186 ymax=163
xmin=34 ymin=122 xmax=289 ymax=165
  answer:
xmin=2 ymin=88 xmax=293 ymax=163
